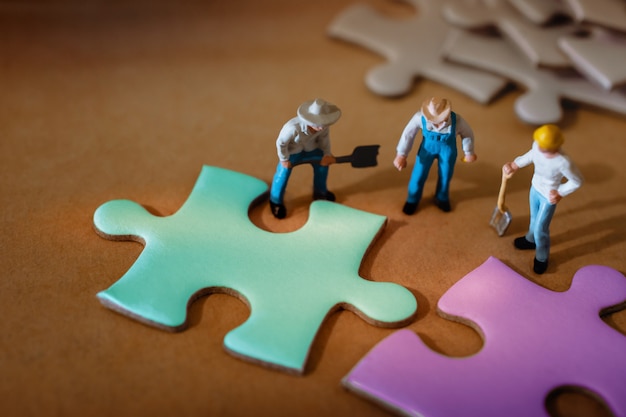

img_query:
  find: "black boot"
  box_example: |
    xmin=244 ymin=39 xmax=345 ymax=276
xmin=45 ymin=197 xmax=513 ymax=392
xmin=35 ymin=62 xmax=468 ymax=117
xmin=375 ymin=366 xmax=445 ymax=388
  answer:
xmin=433 ymin=198 xmax=451 ymax=212
xmin=514 ymin=236 xmax=536 ymax=250
xmin=533 ymin=257 xmax=549 ymax=274
xmin=269 ymin=201 xmax=287 ymax=219
xmin=313 ymin=191 xmax=336 ymax=201
xmin=402 ymin=201 xmax=418 ymax=215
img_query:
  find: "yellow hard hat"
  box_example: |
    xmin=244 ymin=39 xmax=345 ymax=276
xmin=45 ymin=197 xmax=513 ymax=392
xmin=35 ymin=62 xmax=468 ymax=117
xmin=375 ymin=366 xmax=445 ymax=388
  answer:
xmin=533 ymin=124 xmax=564 ymax=151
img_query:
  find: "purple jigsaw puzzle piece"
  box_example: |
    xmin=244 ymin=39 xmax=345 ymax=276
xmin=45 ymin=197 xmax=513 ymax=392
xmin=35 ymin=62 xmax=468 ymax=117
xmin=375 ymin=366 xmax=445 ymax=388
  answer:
xmin=343 ymin=257 xmax=626 ymax=417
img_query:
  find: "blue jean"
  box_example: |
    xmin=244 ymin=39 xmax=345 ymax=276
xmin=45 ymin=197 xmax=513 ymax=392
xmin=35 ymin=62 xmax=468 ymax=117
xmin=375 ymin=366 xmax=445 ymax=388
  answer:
xmin=406 ymin=137 xmax=457 ymax=204
xmin=526 ymin=186 xmax=556 ymax=262
xmin=270 ymin=149 xmax=329 ymax=205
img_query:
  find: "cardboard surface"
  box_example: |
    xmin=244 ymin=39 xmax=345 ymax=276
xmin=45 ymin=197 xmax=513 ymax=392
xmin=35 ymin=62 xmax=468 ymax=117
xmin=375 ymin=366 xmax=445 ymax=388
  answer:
xmin=1 ymin=1 xmax=624 ymax=416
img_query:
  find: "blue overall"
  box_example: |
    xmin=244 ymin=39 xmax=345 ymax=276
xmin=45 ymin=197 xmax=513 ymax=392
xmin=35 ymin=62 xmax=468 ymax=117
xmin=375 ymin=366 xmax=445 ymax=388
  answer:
xmin=270 ymin=149 xmax=329 ymax=205
xmin=406 ymin=113 xmax=458 ymax=204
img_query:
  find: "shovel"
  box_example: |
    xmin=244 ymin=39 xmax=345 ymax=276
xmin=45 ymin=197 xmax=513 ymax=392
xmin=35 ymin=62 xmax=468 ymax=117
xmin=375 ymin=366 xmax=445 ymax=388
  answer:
xmin=490 ymin=170 xmax=513 ymax=236
xmin=293 ymin=145 xmax=380 ymax=168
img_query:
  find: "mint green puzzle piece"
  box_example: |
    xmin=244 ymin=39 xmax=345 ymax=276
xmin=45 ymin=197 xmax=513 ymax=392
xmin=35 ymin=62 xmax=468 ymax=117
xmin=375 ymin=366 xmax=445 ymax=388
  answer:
xmin=94 ymin=165 xmax=417 ymax=374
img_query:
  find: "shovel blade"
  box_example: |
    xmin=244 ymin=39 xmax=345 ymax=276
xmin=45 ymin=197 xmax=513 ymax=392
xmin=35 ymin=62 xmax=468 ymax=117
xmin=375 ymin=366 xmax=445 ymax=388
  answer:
xmin=490 ymin=206 xmax=512 ymax=237
xmin=350 ymin=145 xmax=380 ymax=168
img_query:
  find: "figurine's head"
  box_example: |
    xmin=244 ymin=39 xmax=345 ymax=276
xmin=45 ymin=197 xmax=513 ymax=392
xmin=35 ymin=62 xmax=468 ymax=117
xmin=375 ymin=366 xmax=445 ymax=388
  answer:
xmin=298 ymin=98 xmax=341 ymax=130
xmin=533 ymin=124 xmax=564 ymax=152
xmin=421 ymin=97 xmax=451 ymax=127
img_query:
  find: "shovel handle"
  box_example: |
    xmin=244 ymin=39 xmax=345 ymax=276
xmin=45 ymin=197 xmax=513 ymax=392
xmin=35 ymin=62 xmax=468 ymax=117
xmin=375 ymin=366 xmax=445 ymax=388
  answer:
xmin=497 ymin=170 xmax=512 ymax=213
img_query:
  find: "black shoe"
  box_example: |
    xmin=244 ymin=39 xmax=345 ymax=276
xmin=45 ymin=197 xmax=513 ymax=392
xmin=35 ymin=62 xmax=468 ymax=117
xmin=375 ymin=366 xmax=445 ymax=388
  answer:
xmin=402 ymin=201 xmax=418 ymax=215
xmin=514 ymin=236 xmax=536 ymax=250
xmin=313 ymin=191 xmax=336 ymax=201
xmin=533 ymin=257 xmax=549 ymax=274
xmin=269 ymin=201 xmax=286 ymax=219
xmin=434 ymin=198 xmax=451 ymax=212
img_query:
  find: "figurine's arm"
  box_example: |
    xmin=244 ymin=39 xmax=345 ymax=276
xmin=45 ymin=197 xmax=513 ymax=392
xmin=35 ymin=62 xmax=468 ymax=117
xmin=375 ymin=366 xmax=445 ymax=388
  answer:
xmin=503 ymin=147 xmax=533 ymax=175
xmin=554 ymin=157 xmax=583 ymax=201
xmin=456 ymin=114 xmax=477 ymax=162
xmin=276 ymin=122 xmax=299 ymax=168
xmin=394 ymin=113 xmax=423 ymax=171
xmin=316 ymin=128 xmax=336 ymax=166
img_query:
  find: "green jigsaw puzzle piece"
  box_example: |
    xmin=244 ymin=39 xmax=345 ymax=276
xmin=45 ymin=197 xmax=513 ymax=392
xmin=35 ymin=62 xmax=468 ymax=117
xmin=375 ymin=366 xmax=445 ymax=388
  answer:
xmin=94 ymin=165 xmax=417 ymax=374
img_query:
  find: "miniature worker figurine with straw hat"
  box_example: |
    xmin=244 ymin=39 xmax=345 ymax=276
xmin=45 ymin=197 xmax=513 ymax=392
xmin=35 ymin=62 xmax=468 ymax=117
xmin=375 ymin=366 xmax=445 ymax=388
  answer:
xmin=503 ymin=124 xmax=583 ymax=274
xmin=269 ymin=98 xmax=340 ymax=219
xmin=394 ymin=97 xmax=477 ymax=214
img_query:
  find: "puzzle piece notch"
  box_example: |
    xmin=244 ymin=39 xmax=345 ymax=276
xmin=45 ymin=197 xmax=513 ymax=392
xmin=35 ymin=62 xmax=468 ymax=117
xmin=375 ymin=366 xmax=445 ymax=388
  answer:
xmin=442 ymin=0 xmax=576 ymax=68
xmin=443 ymin=30 xmax=626 ymax=124
xmin=95 ymin=165 xmax=418 ymax=374
xmin=327 ymin=0 xmax=507 ymax=103
xmin=344 ymin=257 xmax=626 ymax=417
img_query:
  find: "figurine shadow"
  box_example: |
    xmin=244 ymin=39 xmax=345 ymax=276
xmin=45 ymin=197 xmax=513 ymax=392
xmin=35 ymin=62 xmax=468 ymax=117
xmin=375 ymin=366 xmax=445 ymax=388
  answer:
xmin=333 ymin=165 xmax=406 ymax=197
xmin=305 ymin=285 xmax=427 ymax=375
xmin=551 ymin=210 xmax=626 ymax=270
xmin=332 ymin=160 xmax=532 ymax=212
xmin=451 ymin=159 xmax=533 ymax=207
xmin=306 ymin=218 xmax=428 ymax=375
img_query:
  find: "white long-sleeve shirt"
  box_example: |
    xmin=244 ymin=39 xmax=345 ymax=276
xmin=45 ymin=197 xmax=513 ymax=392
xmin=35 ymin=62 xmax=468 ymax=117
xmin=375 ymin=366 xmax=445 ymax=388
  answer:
xmin=514 ymin=142 xmax=583 ymax=199
xmin=276 ymin=117 xmax=331 ymax=162
xmin=396 ymin=111 xmax=475 ymax=157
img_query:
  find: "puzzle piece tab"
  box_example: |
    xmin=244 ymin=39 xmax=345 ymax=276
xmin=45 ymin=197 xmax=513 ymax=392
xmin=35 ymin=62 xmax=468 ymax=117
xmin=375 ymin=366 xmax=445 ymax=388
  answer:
xmin=443 ymin=0 xmax=576 ymax=67
xmin=444 ymin=30 xmax=626 ymax=124
xmin=94 ymin=165 xmax=417 ymax=374
xmin=328 ymin=0 xmax=507 ymax=102
xmin=343 ymin=257 xmax=626 ymax=417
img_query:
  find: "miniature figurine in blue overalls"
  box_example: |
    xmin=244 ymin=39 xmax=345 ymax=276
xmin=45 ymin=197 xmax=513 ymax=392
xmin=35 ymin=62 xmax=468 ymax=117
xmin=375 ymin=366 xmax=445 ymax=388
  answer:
xmin=394 ymin=97 xmax=477 ymax=215
xmin=269 ymin=99 xmax=340 ymax=219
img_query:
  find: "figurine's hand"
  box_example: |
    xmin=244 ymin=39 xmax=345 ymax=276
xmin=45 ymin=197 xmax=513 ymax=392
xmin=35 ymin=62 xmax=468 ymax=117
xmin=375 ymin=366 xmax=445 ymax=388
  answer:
xmin=502 ymin=162 xmax=518 ymax=176
xmin=463 ymin=153 xmax=477 ymax=163
xmin=320 ymin=155 xmax=336 ymax=166
xmin=281 ymin=160 xmax=292 ymax=169
xmin=394 ymin=155 xmax=407 ymax=171
xmin=549 ymin=190 xmax=562 ymax=204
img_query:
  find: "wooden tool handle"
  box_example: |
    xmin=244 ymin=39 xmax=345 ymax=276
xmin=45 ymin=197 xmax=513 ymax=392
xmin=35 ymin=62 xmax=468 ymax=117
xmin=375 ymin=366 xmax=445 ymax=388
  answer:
xmin=497 ymin=170 xmax=511 ymax=212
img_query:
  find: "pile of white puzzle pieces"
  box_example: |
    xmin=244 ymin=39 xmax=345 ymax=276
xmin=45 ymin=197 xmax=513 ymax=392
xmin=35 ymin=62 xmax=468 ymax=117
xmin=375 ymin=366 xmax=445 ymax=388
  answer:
xmin=328 ymin=0 xmax=626 ymax=124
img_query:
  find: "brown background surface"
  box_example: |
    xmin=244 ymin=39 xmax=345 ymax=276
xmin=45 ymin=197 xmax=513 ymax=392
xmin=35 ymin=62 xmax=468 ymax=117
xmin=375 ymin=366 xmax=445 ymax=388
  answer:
xmin=1 ymin=1 xmax=625 ymax=416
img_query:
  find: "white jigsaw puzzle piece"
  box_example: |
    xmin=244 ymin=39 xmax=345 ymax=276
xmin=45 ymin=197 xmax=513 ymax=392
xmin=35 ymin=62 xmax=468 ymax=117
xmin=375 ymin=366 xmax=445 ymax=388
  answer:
xmin=444 ymin=30 xmax=626 ymax=124
xmin=443 ymin=0 xmax=576 ymax=68
xmin=328 ymin=0 xmax=507 ymax=103
xmin=507 ymin=0 xmax=573 ymax=25
xmin=564 ymin=0 xmax=626 ymax=33
xmin=559 ymin=28 xmax=626 ymax=90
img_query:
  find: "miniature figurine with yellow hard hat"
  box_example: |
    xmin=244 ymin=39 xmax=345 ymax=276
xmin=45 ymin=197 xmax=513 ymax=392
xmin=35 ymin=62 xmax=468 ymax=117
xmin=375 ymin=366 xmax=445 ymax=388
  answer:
xmin=502 ymin=124 xmax=583 ymax=274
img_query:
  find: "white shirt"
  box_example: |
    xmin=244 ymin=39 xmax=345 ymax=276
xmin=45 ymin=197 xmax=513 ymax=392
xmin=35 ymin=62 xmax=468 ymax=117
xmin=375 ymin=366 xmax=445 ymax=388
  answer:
xmin=514 ymin=142 xmax=583 ymax=199
xmin=276 ymin=117 xmax=331 ymax=162
xmin=396 ymin=111 xmax=475 ymax=157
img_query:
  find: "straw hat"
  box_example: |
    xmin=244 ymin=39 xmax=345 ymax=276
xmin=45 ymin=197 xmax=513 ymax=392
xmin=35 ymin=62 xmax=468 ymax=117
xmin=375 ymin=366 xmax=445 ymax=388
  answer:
xmin=421 ymin=97 xmax=451 ymax=124
xmin=297 ymin=98 xmax=342 ymax=127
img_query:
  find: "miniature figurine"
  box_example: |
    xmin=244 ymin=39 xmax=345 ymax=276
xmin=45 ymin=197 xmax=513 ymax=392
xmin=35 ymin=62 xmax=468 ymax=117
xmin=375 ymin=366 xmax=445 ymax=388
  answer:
xmin=503 ymin=124 xmax=583 ymax=274
xmin=269 ymin=99 xmax=341 ymax=219
xmin=394 ymin=97 xmax=477 ymax=215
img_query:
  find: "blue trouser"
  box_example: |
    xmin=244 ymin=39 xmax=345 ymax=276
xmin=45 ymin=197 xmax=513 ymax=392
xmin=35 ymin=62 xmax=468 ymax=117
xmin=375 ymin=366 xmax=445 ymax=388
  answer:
xmin=406 ymin=135 xmax=457 ymax=204
xmin=526 ymin=186 xmax=556 ymax=262
xmin=270 ymin=149 xmax=329 ymax=205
